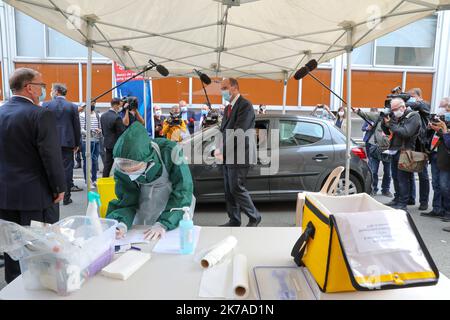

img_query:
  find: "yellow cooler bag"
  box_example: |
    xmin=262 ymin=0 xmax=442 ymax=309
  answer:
xmin=291 ymin=193 xmax=439 ymax=293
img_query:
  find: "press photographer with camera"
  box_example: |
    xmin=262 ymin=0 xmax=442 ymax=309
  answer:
xmin=121 ymin=96 xmax=145 ymax=129
xmin=162 ymin=105 xmax=190 ymax=142
xmin=356 ymin=107 xmax=393 ymax=197
xmin=423 ymin=97 xmax=450 ymax=225
xmin=406 ymin=88 xmax=433 ymax=210
xmin=381 ymin=98 xmax=422 ymax=211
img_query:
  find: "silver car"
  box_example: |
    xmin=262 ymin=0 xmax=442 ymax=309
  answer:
xmin=185 ymin=114 xmax=372 ymax=203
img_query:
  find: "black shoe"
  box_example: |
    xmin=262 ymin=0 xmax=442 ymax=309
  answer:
xmin=71 ymin=185 xmax=84 ymax=192
xmin=418 ymin=204 xmax=429 ymax=211
xmin=408 ymin=200 xmax=416 ymax=206
xmin=441 ymin=215 xmax=450 ymax=223
xmin=391 ymin=204 xmax=408 ymax=211
xmin=219 ymin=221 xmax=241 ymax=227
xmin=247 ymin=217 xmax=262 ymax=227
xmin=421 ymin=211 xmax=443 ymax=218
xmin=63 ymin=198 xmax=73 ymax=206
xmin=386 ymin=200 xmax=399 ymax=207
xmin=382 ymin=191 xmax=394 ymax=198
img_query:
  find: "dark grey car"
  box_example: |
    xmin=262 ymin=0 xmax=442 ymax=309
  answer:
xmin=185 ymin=114 xmax=372 ymax=203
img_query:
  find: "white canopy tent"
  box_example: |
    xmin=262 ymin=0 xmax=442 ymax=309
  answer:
xmin=5 ymin=0 xmax=450 ymax=194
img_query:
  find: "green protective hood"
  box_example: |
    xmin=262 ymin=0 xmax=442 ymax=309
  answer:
xmin=113 ymin=123 xmax=153 ymax=162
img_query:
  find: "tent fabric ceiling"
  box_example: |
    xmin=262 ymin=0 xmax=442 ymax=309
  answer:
xmin=5 ymin=0 xmax=450 ymax=80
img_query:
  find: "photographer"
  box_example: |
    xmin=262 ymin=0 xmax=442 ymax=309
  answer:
xmin=121 ymin=96 xmax=145 ymax=129
xmin=424 ymin=98 xmax=450 ymax=225
xmin=430 ymin=117 xmax=450 ymax=232
xmin=406 ymin=88 xmax=432 ymax=210
xmin=311 ymin=104 xmax=336 ymax=121
xmin=356 ymin=107 xmax=393 ymax=197
xmin=381 ymin=98 xmax=421 ymax=211
xmin=162 ymin=105 xmax=190 ymax=142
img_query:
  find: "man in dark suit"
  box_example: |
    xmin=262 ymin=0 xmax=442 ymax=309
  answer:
xmin=218 ymin=78 xmax=261 ymax=227
xmin=43 ymin=83 xmax=81 ymax=205
xmin=0 ymin=68 xmax=66 ymax=284
xmin=100 ymin=98 xmax=126 ymax=177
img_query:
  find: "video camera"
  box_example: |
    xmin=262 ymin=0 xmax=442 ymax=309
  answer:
xmin=122 ymin=96 xmax=139 ymax=111
xmin=167 ymin=112 xmax=183 ymax=126
xmin=383 ymin=85 xmax=411 ymax=108
xmin=202 ymin=109 xmax=219 ymax=128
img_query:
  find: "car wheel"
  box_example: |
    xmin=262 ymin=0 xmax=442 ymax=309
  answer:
xmin=335 ymin=174 xmax=363 ymax=196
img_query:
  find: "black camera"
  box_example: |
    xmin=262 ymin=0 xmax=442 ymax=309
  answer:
xmin=123 ymin=96 xmax=139 ymax=111
xmin=167 ymin=112 xmax=183 ymax=126
xmin=385 ymin=93 xmax=411 ymax=108
xmin=203 ymin=110 xmax=219 ymax=127
xmin=431 ymin=114 xmax=447 ymax=124
xmin=380 ymin=107 xmax=393 ymax=119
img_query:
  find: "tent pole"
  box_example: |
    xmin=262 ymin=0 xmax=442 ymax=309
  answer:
xmin=345 ymin=27 xmax=353 ymax=196
xmin=143 ymin=77 xmax=148 ymax=130
xmin=282 ymin=72 xmax=288 ymax=115
xmin=85 ymin=19 xmax=94 ymax=195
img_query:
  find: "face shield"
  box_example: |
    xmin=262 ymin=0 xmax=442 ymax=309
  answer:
xmin=115 ymin=158 xmax=148 ymax=180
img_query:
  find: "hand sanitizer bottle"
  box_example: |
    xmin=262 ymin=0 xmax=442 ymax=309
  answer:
xmin=87 ymin=192 xmax=102 ymax=235
xmin=179 ymin=207 xmax=194 ymax=255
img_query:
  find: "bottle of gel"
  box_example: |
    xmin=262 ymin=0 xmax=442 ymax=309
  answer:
xmin=179 ymin=207 xmax=194 ymax=255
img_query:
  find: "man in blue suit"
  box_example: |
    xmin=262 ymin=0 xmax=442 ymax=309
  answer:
xmin=43 ymin=84 xmax=81 ymax=205
xmin=0 ymin=68 xmax=66 ymax=283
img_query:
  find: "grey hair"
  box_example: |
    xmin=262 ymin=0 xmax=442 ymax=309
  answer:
xmin=9 ymin=68 xmax=40 ymax=93
xmin=391 ymin=98 xmax=406 ymax=108
xmin=52 ymin=83 xmax=67 ymax=96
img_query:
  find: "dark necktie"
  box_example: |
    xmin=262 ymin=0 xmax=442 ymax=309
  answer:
xmin=227 ymin=105 xmax=232 ymax=118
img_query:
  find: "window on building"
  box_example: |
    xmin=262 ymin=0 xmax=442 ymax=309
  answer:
xmin=15 ymin=11 xmax=104 ymax=59
xmin=375 ymin=15 xmax=437 ymax=67
xmin=352 ymin=42 xmax=373 ymax=65
xmin=15 ymin=11 xmax=45 ymax=57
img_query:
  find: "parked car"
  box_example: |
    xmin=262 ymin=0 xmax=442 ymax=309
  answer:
xmin=183 ymin=114 xmax=372 ymax=203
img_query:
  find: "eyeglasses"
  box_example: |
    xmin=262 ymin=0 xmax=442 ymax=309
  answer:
xmin=26 ymin=82 xmax=47 ymax=89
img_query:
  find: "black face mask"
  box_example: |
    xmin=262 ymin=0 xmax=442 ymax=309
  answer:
xmin=91 ymin=105 xmax=96 ymax=112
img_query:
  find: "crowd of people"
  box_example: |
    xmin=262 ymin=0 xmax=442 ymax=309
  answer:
xmin=357 ymin=89 xmax=450 ymax=233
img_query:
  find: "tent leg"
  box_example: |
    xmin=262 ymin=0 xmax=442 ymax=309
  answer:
xmin=345 ymin=28 xmax=353 ymax=196
xmin=85 ymin=20 xmax=94 ymax=195
xmin=282 ymin=72 xmax=288 ymax=115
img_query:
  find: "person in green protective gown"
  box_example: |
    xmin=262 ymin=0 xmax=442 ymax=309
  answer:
xmin=106 ymin=122 xmax=195 ymax=240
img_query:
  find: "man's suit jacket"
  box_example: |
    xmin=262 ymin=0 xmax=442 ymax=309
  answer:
xmin=0 ymin=96 xmax=66 ymax=211
xmin=43 ymin=96 xmax=81 ymax=149
xmin=101 ymin=109 xmax=125 ymax=150
xmin=185 ymin=110 xmax=196 ymax=135
xmin=220 ymin=95 xmax=257 ymax=167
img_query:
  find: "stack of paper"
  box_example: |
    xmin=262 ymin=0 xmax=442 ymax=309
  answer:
xmin=101 ymin=251 xmax=151 ymax=281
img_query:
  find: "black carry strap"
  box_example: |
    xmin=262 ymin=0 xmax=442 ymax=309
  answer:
xmin=291 ymin=222 xmax=316 ymax=267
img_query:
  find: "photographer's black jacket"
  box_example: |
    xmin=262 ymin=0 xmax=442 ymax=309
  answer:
xmin=382 ymin=110 xmax=421 ymax=151
xmin=436 ymin=131 xmax=450 ymax=171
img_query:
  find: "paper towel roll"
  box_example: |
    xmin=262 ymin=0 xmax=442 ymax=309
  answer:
xmin=201 ymin=236 xmax=238 ymax=269
xmin=232 ymin=254 xmax=249 ymax=299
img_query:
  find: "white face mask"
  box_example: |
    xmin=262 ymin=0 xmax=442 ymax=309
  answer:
xmin=338 ymin=112 xmax=345 ymax=117
xmin=155 ymin=110 xmax=162 ymax=116
xmin=393 ymin=110 xmax=405 ymax=118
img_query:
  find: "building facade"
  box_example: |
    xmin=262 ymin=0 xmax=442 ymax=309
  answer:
xmin=1 ymin=1 xmax=450 ymax=111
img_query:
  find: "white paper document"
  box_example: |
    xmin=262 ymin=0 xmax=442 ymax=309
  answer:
xmin=113 ymin=229 xmax=150 ymax=247
xmin=152 ymin=226 xmax=202 ymax=254
xmin=199 ymin=254 xmax=250 ymax=299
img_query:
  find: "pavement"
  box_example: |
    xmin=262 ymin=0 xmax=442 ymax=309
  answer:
xmin=1 ymin=168 xmax=450 ymax=293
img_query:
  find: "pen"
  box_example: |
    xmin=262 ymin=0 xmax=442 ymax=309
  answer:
xmin=130 ymin=246 xmax=142 ymax=251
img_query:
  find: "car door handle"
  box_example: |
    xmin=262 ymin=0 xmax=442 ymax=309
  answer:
xmin=313 ymin=155 xmax=329 ymax=161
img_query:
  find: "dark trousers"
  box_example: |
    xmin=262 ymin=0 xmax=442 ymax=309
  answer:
xmin=223 ymin=165 xmax=261 ymax=224
xmin=61 ymin=147 xmax=74 ymax=201
xmin=391 ymin=152 xmax=413 ymax=208
xmin=0 ymin=206 xmax=59 ymax=284
xmin=409 ymin=165 xmax=430 ymax=205
xmin=81 ymin=141 xmax=100 ymax=183
xmin=103 ymin=148 xmax=115 ymax=178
